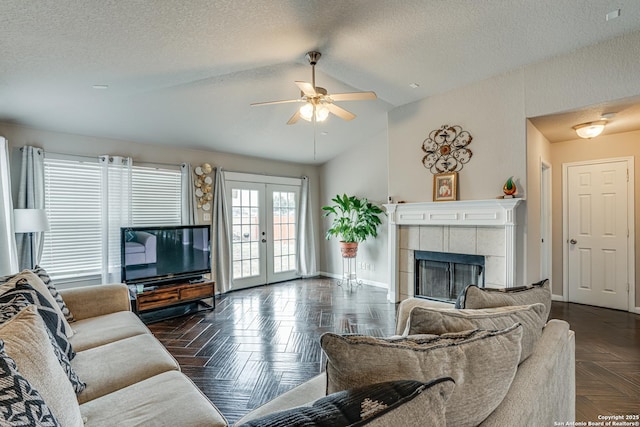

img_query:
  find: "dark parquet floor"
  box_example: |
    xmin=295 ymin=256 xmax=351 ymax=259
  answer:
xmin=549 ymin=302 xmax=640 ymax=422
xmin=148 ymin=278 xmax=396 ymax=424
xmin=148 ymin=277 xmax=640 ymax=425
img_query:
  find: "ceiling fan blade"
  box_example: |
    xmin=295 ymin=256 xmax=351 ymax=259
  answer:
xmin=328 ymin=91 xmax=377 ymax=101
xmin=251 ymin=98 xmax=303 ymax=107
xmin=287 ymin=110 xmax=301 ymax=125
xmin=295 ymin=81 xmax=317 ymax=97
xmin=326 ymin=103 xmax=356 ymax=121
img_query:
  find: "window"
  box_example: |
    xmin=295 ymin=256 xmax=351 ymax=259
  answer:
xmin=41 ymin=158 xmax=103 ymax=280
xmin=131 ymin=166 xmax=181 ymax=226
xmin=41 ymin=158 xmax=182 ymax=282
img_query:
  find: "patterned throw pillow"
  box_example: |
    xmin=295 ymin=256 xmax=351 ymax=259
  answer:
xmin=0 ymin=270 xmax=74 ymax=338
xmin=0 ymin=293 xmax=85 ymax=394
xmin=0 ymin=305 xmax=84 ymax=427
xmin=236 ymin=378 xmax=455 ymax=427
xmin=456 ymin=279 xmax=552 ymax=320
xmin=32 ymin=266 xmax=75 ymax=323
xmin=0 ymin=280 xmax=75 ymax=361
xmin=321 ymin=325 xmax=523 ymax=427
xmin=0 ymin=340 xmax=61 ymax=427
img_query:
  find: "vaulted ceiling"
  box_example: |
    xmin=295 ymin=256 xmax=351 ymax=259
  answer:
xmin=2 ymin=1 xmax=640 ymax=164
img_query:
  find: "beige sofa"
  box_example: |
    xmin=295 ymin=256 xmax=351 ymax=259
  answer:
xmin=60 ymin=283 xmax=228 ymax=427
xmin=236 ymin=297 xmax=576 ymax=426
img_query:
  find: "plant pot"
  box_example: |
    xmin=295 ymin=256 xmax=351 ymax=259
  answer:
xmin=340 ymin=241 xmax=358 ymax=258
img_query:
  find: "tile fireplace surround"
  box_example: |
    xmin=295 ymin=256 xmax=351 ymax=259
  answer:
xmin=385 ymin=199 xmax=523 ymax=302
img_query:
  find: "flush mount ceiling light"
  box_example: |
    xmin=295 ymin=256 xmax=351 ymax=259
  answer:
xmin=573 ymin=120 xmax=607 ymax=139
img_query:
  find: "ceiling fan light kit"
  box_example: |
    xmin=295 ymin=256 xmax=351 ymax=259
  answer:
xmin=251 ymin=51 xmax=377 ymax=125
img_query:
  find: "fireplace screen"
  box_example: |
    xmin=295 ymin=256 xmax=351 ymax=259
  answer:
xmin=415 ymin=251 xmax=485 ymax=302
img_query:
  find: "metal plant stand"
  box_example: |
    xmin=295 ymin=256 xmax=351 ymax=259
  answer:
xmin=336 ymin=255 xmax=362 ymax=290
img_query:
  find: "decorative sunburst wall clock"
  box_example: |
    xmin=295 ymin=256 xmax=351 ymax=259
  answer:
xmin=421 ymin=124 xmax=473 ymax=174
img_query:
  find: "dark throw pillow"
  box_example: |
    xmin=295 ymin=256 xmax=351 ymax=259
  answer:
xmin=236 ymin=378 xmax=455 ymax=427
xmin=0 ymin=279 xmax=75 ymax=360
xmin=0 ymin=340 xmax=61 ymax=427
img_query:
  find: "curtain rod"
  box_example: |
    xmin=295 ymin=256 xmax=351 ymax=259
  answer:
xmin=36 ymin=148 xmax=181 ymax=167
xmin=222 ymin=168 xmax=305 ymax=180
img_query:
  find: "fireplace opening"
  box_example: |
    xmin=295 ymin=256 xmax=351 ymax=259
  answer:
xmin=415 ymin=250 xmax=485 ymax=302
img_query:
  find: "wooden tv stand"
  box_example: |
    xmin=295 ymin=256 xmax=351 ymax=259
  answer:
xmin=131 ymin=280 xmax=215 ymax=319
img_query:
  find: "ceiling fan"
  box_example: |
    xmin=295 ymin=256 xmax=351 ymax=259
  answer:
xmin=251 ymin=51 xmax=377 ymax=125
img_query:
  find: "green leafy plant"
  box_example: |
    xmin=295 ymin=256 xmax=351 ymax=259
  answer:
xmin=322 ymin=194 xmax=385 ymax=243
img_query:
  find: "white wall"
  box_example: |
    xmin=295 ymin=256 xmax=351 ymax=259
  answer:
xmin=388 ymin=69 xmax=527 ymax=203
xmin=526 ymin=120 xmax=553 ymax=290
xmin=319 ymin=126 xmax=389 ymax=287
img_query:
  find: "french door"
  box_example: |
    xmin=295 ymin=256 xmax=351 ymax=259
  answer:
xmin=226 ymin=180 xmax=299 ymax=290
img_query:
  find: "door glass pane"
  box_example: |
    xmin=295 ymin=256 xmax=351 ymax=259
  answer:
xmin=231 ymin=188 xmax=260 ymax=279
xmin=272 ymin=191 xmax=297 ymax=273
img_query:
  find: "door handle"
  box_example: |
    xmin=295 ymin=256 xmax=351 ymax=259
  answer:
xmin=569 ymin=239 xmax=577 ymax=245
xmin=261 ymin=239 xmax=266 ymax=243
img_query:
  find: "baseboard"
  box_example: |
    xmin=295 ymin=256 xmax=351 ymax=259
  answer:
xmin=318 ymin=271 xmax=388 ymax=289
xmin=552 ymin=294 xmax=640 ymax=314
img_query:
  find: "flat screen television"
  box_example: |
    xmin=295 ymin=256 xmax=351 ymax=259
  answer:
xmin=120 ymin=225 xmax=211 ymax=285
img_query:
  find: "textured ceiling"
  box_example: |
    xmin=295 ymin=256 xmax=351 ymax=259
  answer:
xmin=2 ymin=1 xmax=640 ymax=164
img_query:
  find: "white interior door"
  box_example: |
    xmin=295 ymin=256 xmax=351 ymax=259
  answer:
xmin=227 ymin=180 xmax=299 ymax=290
xmin=565 ymin=159 xmax=630 ymax=310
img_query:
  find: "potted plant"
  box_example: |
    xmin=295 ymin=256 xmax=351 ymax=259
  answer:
xmin=322 ymin=194 xmax=385 ymax=258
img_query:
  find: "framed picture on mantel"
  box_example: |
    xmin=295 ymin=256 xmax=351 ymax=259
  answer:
xmin=433 ymin=172 xmax=458 ymax=202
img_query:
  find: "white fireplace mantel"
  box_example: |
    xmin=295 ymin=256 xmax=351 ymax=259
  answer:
xmin=384 ymin=199 xmax=523 ymax=302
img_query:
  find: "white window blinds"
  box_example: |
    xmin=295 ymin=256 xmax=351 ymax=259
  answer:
xmin=131 ymin=166 xmax=181 ymax=226
xmin=41 ymin=158 xmax=102 ymax=280
xmin=41 ymin=158 xmax=183 ymax=282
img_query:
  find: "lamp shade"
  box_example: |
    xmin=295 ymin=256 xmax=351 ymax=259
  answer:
xmin=13 ymin=209 xmax=50 ymax=233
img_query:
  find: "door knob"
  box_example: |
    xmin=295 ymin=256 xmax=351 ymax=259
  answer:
xmin=261 ymin=239 xmax=266 ymax=243
xmin=569 ymin=239 xmax=577 ymax=245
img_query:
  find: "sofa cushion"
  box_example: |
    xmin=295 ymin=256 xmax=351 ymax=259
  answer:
xmin=456 ymin=279 xmax=552 ymax=320
xmin=406 ymin=303 xmax=547 ymax=363
xmin=0 ymin=340 xmax=61 ymax=426
xmin=235 ymin=378 xmax=455 ymax=427
xmin=0 ymin=292 xmax=85 ymax=393
xmin=0 ymin=305 xmax=83 ymax=427
xmin=32 ymin=265 xmax=75 ymax=322
xmin=69 ymin=310 xmax=150 ymax=352
xmin=0 ymin=270 xmax=74 ymax=337
xmin=321 ymin=325 xmax=523 ymax=427
xmin=80 ymin=370 xmax=228 ymax=427
xmin=0 ymin=280 xmax=75 ymax=361
xmin=73 ymin=333 xmax=180 ymax=404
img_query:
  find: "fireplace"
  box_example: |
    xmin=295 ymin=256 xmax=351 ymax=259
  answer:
xmin=385 ymin=199 xmax=523 ymax=302
xmin=415 ymin=251 xmax=485 ymax=302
